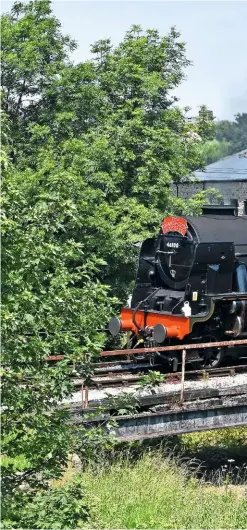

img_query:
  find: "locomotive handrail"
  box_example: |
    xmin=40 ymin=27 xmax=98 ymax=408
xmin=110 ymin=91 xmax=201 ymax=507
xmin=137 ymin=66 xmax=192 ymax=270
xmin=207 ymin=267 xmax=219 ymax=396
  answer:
xmin=213 ymin=293 xmax=247 ymax=300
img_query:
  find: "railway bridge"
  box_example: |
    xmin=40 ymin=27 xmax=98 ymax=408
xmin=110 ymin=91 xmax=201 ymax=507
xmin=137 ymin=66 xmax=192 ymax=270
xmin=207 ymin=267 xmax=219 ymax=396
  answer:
xmin=106 ymin=388 xmax=247 ymax=441
xmin=69 ymin=382 xmax=247 ymax=442
xmin=57 ymin=338 xmax=247 ymax=441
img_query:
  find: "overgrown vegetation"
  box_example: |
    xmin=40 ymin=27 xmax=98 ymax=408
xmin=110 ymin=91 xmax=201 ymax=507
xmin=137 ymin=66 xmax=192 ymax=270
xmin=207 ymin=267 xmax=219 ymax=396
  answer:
xmin=138 ymin=370 xmax=166 ymax=391
xmin=2 ymin=477 xmax=90 ymax=530
xmin=74 ymin=454 xmax=247 ymax=529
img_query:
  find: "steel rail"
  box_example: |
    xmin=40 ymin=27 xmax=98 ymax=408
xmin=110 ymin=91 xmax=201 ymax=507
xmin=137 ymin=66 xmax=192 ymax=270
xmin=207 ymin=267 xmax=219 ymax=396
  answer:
xmin=71 ymin=364 xmax=247 ymax=388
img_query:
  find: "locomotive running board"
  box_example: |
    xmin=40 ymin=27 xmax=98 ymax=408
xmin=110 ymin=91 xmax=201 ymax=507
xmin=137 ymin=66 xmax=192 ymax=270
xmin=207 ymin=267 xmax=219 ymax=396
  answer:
xmin=100 ymin=339 xmax=247 ymax=357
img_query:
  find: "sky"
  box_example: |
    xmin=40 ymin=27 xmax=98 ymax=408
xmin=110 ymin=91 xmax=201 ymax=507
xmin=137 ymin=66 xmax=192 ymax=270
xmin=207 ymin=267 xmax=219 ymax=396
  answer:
xmin=2 ymin=0 xmax=247 ymax=120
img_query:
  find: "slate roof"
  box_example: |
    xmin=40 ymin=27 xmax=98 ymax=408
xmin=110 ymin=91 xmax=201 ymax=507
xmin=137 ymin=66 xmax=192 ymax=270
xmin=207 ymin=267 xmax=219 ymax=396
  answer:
xmin=193 ymin=148 xmax=247 ymax=181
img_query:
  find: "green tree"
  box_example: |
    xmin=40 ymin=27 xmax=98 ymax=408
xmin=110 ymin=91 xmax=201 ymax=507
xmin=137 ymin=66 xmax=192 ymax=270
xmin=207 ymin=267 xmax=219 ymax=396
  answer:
xmin=1 ymin=0 xmax=76 ymax=160
xmin=1 ymin=2 xmax=212 ymax=525
xmin=1 ymin=113 xmax=116 ymax=521
xmin=215 ymin=119 xmax=236 ymax=144
xmin=201 ymin=138 xmax=231 ymax=164
xmin=59 ymin=26 xmax=208 ymax=294
xmin=230 ymin=113 xmax=247 ymax=152
xmin=196 ymin=105 xmax=215 ymax=142
xmin=2 ymin=12 xmax=208 ymax=296
xmin=215 ymin=113 xmax=247 ymax=155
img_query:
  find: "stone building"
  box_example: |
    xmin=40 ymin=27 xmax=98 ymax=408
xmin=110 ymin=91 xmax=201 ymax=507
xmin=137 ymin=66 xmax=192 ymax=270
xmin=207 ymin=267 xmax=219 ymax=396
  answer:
xmin=174 ymin=149 xmax=247 ymax=215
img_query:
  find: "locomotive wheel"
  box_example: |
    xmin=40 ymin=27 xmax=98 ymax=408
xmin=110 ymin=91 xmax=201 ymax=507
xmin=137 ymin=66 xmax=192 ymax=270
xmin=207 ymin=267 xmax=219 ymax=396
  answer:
xmin=192 ymin=334 xmax=225 ymax=369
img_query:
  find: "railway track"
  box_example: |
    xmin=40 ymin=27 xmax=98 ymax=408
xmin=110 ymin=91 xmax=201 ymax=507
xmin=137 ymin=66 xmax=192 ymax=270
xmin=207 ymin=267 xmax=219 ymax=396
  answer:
xmin=8 ymin=339 xmax=245 ymax=399
xmin=44 ymin=340 xmax=247 ymax=390
xmin=71 ymin=363 xmax=247 ymax=389
xmin=56 ymin=338 xmax=247 ymax=393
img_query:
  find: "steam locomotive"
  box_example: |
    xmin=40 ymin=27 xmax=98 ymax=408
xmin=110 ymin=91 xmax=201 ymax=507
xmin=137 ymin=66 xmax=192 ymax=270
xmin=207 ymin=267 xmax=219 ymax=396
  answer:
xmin=109 ymin=211 xmax=247 ymax=369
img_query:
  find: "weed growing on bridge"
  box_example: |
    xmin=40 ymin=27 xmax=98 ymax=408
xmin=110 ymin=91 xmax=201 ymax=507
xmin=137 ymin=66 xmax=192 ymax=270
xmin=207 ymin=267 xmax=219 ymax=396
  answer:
xmin=137 ymin=371 xmax=166 ymax=392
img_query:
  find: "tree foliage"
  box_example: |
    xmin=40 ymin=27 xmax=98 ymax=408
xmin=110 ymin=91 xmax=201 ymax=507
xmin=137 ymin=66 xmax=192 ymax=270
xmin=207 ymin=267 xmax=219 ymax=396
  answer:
xmin=196 ymin=105 xmax=215 ymax=142
xmin=200 ymin=138 xmax=231 ymax=165
xmin=1 ymin=1 xmax=211 ymax=526
xmin=2 ymin=477 xmax=90 ymax=529
xmin=203 ymin=112 xmax=247 ymax=165
xmin=1 ymin=0 xmax=76 ymax=158
xmin=1 ymin=112 xmax=115 ymax=520
xmin=215 ymin=113 xmax=247 ymax=155
xmin=193 ymin=108 xmax=247 ymax=165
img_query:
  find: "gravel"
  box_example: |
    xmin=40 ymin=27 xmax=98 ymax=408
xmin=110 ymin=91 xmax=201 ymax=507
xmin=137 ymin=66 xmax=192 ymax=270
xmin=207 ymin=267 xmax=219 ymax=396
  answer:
xmin=63 ymin=372 xmax=247 ymax=405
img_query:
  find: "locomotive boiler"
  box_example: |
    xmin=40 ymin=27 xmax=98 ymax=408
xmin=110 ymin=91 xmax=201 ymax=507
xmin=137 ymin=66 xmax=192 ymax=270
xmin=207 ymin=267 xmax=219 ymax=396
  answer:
xmin=108 ymin=213 xmax=247 ymax=369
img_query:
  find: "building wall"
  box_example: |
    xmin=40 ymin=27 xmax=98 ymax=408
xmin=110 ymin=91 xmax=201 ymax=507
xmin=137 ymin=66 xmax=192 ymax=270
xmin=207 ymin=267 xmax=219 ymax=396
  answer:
xmin=173 ymin=180 xmax=247 ymax=215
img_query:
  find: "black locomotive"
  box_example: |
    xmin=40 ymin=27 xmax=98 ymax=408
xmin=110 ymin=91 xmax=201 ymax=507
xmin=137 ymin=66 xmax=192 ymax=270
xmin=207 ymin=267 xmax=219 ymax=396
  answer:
xmin=109 ymin=211 xmax=247 ymax=369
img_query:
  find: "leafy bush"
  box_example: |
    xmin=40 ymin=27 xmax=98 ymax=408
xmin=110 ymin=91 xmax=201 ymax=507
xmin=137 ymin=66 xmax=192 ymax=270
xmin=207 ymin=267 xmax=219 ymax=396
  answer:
xmin=180 ymin=427 xmax=247 ymax=451
xmin=2 ymin=478 xmax=89 ymax=529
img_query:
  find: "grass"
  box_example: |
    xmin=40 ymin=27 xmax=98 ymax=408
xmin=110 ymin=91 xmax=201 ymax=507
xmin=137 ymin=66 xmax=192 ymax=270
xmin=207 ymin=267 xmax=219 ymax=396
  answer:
xmin=53 ymin=428 xmax=247 ymax=528
xmin=80 ymin=453 xmax=247 ymax=529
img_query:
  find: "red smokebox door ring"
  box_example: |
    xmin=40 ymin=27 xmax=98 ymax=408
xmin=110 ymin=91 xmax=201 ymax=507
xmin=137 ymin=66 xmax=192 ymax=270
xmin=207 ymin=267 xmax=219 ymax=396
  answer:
xmin=162 ymin=216 xmax=188 ymax=236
